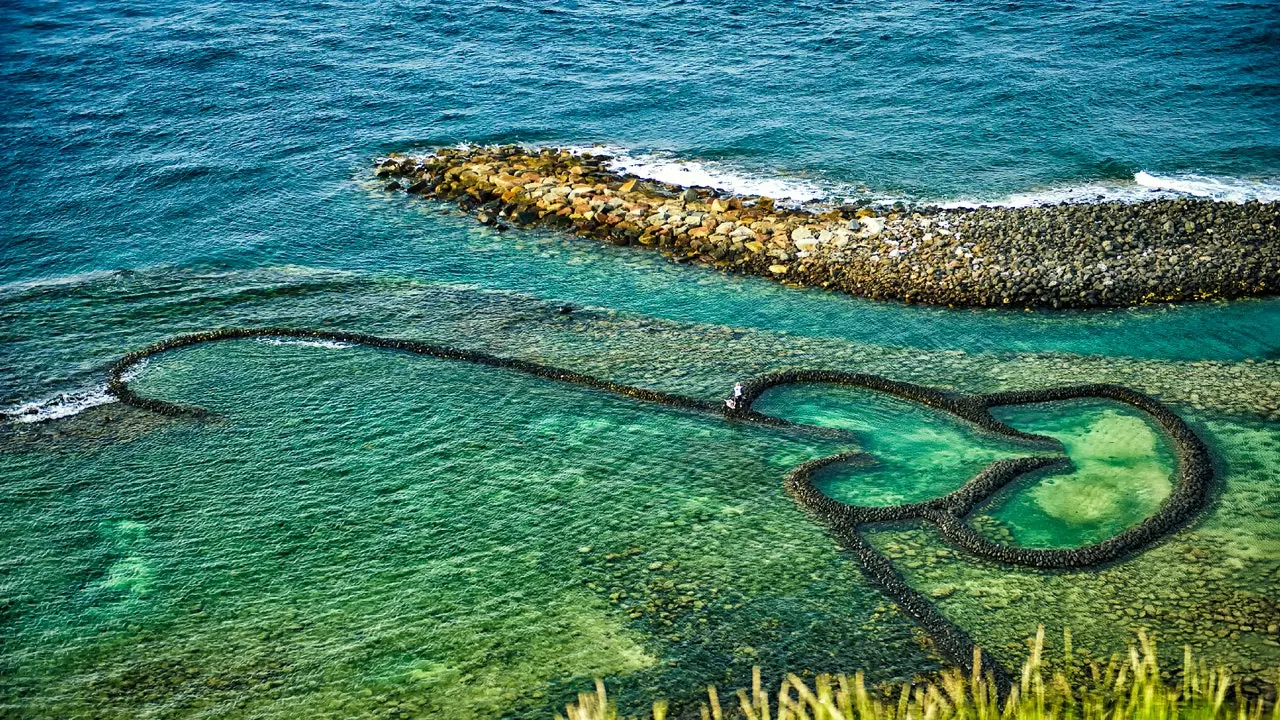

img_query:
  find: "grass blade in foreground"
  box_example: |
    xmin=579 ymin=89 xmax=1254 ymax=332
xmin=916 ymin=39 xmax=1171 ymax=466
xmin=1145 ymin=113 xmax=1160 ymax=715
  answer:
xmin=557 ymin=628 xmax=1278 ymax=720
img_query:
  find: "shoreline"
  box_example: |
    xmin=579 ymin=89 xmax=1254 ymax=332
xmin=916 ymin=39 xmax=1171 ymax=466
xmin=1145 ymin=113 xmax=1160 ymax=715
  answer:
xmin=376 ymin=146 xmax=1279 ymax=309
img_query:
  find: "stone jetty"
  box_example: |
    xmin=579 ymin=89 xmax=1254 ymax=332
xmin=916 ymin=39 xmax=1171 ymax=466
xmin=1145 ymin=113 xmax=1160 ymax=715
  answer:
xmin=377 ymin=146 xmax=1280 ymax=308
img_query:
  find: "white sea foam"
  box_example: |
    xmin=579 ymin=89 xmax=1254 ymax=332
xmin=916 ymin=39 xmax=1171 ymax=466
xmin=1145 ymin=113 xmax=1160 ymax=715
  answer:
xmin=937 ymin=183 xmax=1139 ymax=209
xmin=604 ymin=153 xmax=825 ymax=202
xmin=447 ymin=144 xmax=1279 ymax=208
xmin=3 ymin=387 xmax=118 ymax=424
xmin=567 ymin=145 xmax=856 ymax=204
xmin=2 ymin=363 xmax=146 ymax=425
xmin=937 ymin=172 xmax=1280 ymax=208
xmin=570 ymin=147 xmax=1280 ymax=208
xmin=1132 ymin=171 xmax=1280 ymax=203
xmin=2 ymin=337 xmax=360 ymax=425
xmin=258 ymin=338 xmax=354 ymax=350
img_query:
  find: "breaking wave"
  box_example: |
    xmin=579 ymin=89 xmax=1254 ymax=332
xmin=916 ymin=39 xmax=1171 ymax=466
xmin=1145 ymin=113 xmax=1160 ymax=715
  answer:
xmin=2 ymin=362 xmax=146 ymax=424
xmin=565 ymin=146 xmax=1280 ymax=208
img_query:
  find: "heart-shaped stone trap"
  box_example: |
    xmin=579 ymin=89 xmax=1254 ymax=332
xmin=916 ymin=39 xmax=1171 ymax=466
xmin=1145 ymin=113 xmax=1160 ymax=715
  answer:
xmin=732 ymin=368 xmax=1211 ymax=687
xmin=755 ymin=387 xmax=1179 ymax=548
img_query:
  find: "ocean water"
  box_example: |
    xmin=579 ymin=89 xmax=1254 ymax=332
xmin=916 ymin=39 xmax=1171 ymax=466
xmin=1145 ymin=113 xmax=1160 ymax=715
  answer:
xmin=2 ymin=0 xmax=1279 ymax=717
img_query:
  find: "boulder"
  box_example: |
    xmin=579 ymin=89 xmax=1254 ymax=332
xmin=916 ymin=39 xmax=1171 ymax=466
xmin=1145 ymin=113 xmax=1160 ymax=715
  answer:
xmin=860 ymin=217 xmax=886 ymax=237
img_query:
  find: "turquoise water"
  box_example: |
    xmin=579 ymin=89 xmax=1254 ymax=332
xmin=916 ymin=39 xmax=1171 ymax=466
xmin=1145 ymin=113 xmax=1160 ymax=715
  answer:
xmin=752 ymin=388 xmax=1176 ymax=545
xmin=2 ymin=1 xmax=1280 ymax=717
xmin=754 ymin=385 xmax=1035 ymax=507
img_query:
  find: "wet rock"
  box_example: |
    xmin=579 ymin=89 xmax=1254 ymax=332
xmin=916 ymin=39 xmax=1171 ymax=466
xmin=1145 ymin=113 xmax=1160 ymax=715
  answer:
xmin=372 ymin=146 xmax=1280 ymax=309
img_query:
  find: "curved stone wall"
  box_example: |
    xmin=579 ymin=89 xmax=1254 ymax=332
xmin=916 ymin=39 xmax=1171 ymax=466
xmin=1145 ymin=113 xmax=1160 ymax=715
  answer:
xmin=761 ymin=374 xmax=1213 ymax=688
xmin=95 ymin=328 xmax=1214 ymax=691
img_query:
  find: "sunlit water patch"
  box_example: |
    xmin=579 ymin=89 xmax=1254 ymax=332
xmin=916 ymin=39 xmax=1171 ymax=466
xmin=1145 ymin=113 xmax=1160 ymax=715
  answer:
xmin=1 ymin=340 xmax=934 ymax=718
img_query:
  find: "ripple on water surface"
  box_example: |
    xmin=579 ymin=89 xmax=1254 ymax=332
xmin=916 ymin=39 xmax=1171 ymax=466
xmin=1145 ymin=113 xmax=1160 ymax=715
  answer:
xmin=1 ymin=340 xmax=934 ymax=717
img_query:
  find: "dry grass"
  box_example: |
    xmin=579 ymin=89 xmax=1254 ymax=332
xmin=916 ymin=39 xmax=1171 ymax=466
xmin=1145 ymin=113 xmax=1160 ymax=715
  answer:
xmin=556 ymin=628 xmax=1277 ymax=720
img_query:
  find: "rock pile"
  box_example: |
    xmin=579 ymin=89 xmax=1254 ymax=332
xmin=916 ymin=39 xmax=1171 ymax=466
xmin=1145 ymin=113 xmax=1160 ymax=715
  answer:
xmin=376 ymin=146 xmax=1280 ymax=308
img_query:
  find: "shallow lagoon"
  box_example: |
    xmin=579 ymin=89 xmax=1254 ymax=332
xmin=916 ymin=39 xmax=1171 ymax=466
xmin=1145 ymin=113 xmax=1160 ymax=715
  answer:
xmin=4 ymin=277 xmax=1278 ymax=716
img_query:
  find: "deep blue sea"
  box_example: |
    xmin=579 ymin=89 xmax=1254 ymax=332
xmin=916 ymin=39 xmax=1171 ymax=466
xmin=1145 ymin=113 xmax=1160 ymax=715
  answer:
xmin=2 ymin=2 xmax=1279 ymax=718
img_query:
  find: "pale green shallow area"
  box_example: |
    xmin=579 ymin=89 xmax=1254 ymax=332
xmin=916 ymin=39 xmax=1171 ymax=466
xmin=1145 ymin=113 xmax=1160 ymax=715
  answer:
xmin=751 ymin=388 xmax=1175 ymax=548
xmin=2 ymin=341 xmax=927 ymax=718
xmin=753 ymin=386 xmax=1033 ymax=507
xmin=987 ymin=401 xmax=1176 ymax=548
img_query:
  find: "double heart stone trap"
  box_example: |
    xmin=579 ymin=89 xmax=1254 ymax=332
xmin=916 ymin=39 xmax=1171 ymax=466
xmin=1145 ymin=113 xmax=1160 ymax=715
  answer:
xmin=96 ymin=328 xmax=1214 ymax=689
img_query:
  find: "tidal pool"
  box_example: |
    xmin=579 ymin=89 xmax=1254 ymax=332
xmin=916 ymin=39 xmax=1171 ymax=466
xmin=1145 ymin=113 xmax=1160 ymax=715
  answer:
xmin=749 ymin=386 xmax=1176 ymax=553
xmin=984 ymin=400 xmax=1176 ymax=548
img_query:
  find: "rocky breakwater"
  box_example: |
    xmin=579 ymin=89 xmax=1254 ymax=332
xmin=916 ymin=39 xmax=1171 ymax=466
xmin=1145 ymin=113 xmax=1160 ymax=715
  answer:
xmin=376 ymin=146 xmax=1280 ymax=308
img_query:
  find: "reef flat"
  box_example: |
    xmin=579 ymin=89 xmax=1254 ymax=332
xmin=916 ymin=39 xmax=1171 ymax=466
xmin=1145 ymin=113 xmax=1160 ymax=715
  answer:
xmin=377 ymin=147 xmax=1280 ymax=308
xmin=76 ymin=328 xmax=1216 ymax=689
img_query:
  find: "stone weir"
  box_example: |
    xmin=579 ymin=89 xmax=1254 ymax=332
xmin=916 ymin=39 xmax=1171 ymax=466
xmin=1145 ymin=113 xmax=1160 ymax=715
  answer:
xmin=94 ymin=328 xmax=1214 ymax=691
xmin=376 ymin=146 xmax=1280 ymax=308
